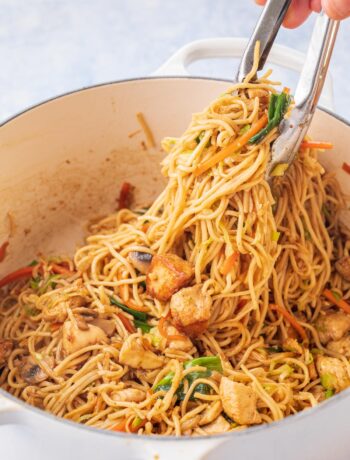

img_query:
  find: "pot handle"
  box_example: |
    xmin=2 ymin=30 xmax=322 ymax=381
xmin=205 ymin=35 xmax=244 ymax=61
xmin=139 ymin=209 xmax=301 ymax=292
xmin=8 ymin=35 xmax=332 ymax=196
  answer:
xmin=153 ymin=38 xmax=334 ymax=111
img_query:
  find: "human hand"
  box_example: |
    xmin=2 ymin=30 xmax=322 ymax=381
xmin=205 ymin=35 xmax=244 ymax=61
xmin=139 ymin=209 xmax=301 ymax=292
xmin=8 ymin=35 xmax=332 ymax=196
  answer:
xmin=255 ymin=0 xmax=350 ymax=28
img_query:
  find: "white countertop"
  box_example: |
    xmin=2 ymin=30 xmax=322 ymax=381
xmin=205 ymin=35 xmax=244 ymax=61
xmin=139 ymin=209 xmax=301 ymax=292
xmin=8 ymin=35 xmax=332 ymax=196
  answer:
xmin=0 ymin=0 xmax=349 ymax=122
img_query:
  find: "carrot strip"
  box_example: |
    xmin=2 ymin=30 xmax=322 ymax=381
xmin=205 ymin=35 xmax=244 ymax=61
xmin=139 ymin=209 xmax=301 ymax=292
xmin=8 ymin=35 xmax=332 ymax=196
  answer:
xmin=111 ymin=420 xmax=127 ymax=432
xmin=0 ymin=266 xmax=35 ymax=288
xmin=50 ymin=322 xmax=63 ymax=332
xmin=51 ymin=263 xmax=75 ymax=276
xmin=158 ymin=316 xmax=188 ymax=342
xmin=342 ymin=162 xmax=350 ymax=175
xmin=117 ymin=313 xmax=136 ymax=333
xmin=124 ymin=299 xmax=149 ymax=313
xmin=220 ymin=252 xmax=239 ymax=276
xmin=194 ymin=113 xmax=268 ymax=176
xmin=270 ymin=304 xmax=307 ymax=340
xmin=300 ymin=141 xmax=333 ymax=150
xmin=0 ymin=241 xmax=9 ymax=263
xmin=323 ymin=289 xmax=350 ymax=315
xmin=118 ymin=182 xmax=134 ymax=210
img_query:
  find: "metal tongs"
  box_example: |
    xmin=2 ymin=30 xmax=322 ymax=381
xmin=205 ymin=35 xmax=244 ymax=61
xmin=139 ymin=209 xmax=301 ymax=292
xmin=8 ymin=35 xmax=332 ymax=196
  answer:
xmin=235 ymin=0 xmax=339 ymax=181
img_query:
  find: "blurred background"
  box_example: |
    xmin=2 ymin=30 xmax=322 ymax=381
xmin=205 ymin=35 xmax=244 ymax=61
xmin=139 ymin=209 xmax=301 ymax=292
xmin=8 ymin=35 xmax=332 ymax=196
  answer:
xmin=0 ymin=0 xmax=349 ymax=121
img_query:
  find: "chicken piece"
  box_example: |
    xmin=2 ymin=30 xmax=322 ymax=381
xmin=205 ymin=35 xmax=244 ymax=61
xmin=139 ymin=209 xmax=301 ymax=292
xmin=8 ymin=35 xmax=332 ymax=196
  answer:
xmin=19 ymin=356 xmax=54 ymax=384
xmin=90 ymin=318 xmax=116 ymax=337
xmin=315 ymin=312 xmax=350 ymax=344
xmin=119 ymin=335 xmax=164 ymax=370
xmin=219 ymin=377 xmax=261 ymax=425
xmin=181 ymin=415 xmax=201 ymax=431
xmin=146 ymin=254 xmax=194 ymax=302
xmin=327 ymin=335 xmax=350 ymax=357
xmin=202 ymin=415 xmax=231 ymax=434
xmin=170 ymin=285 xmax=213 ymax=337
xmin=0 ymin=339 xmax=14 ymax=366
xmin=62 ymin=320 xmax=107 ymax=355
xmin=247 ymin=88 xmax=268 ymax=99
xmin=42 ymin=295 xmax=87 ymax=323
xmin=199 ymin=400 xmax=223 ymax=426
xmin=128 ymin=251 xmax=153 ymax=274
xmin=316 ymin=355 xmax=350 ymax=392
xmin=111 ymin=388 xmax=146 ymax=403
xmin=335 ymin=256 xmax=350 ymax=281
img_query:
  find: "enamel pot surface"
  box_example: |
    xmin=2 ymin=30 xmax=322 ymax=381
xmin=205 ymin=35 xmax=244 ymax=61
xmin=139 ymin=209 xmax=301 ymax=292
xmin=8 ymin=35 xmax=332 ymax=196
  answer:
xmin=0 ymin=39 xmax=349 ymax=460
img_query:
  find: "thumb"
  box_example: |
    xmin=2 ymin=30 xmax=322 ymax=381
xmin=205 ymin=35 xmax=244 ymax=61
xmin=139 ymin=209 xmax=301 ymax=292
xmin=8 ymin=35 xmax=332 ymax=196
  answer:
xmin=322 ymin=0 xmax=350 ymax=19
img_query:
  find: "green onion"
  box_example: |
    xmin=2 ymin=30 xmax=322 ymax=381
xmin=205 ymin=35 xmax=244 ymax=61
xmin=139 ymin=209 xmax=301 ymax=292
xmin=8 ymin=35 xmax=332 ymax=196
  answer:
xmin=331 ymin=290 xmax=341 ymax=301
xmin=249 ymin=91 xmax=291 ymax=144
xmin=271 ymin=231 xmax=280 ymax=242
xmin=267 ymin=346 xmax=283 ymax=353
xmin=184 ymin=356 xmax=223 ymax=373
xmin=30 ymin=276 xmax=41 ymax=290
xmin=321 ymin=373 xmax=337 ymax=390
xmin=131 ymin=416 xmax=144 ymax=429
xmin=325 ymin=388 xmax=334 ymax=399
xmin=23 ymin=304 xmax=40 ymax=317
xmin=271 ymin=163 xmax=289 ymax=177
xmin=28 ymin=259 xmax=39 ymax=267
xmin=239 ymin=124 xmax=251 ymax=135
xmin=134 ymin=320 xmax=152 ymax=333
xmin=110 ymin=296 xmax=148 ymax=321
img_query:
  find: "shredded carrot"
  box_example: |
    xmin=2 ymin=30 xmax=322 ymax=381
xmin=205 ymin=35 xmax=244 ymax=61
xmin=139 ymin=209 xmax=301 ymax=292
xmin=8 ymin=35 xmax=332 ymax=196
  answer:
xmin=220 ymin=252 xmax=239 ymax=275
xmin=50 ymin=322 xmax=62 ymax=332
xmin=300 ymin=141 xmax=333 ymax=150
xmin=111 ymin=420 xmax=127 ymax=432
xmin=142 ymin=223 xmax=150 ymax=233
xmin=270 ymin=304 xmax=307 ymax=341
xmin=124 ymin=299 xmax=149 ymax=313
xmin=194 ymin=113 xmax=268 ymax=176
xmin=323 ymin=289 xmax=350 ymax=315
xmin=51 ymin=263 xmax=75 ymax=276
xmin=117 ymin=313 xmax=136 ymax=333
xmin=342 ymin=162 xmax=350 ymax=175
xmin=0 ymin=241 xmax=9 ymax=263
xmin=0 ymin=266 xmax=35 ymax=288
xmin=158 ymin=316 xmax=188 ymax=342
xmin=283 ymin=87 xmax=290 ymax=94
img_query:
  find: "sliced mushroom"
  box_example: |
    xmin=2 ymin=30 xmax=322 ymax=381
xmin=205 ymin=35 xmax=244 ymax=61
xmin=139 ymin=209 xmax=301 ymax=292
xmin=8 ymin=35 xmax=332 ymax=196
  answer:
xmin=19 ymin=356 xmax=54 ymax=384
xmin=0 ymin=339 xmax=14 ymax=366
xmin=335 ymin=256 xmax=350 ymax=281
xmin=90 ymin=318 xmax=116 ymax=337
xmin=119 ymin=334 xmax=164 ymax=370
xmin=128 ymin=251 xmax=153 ymax=274
xmin=62 ymin=320 xmax=108 ymax=355
xmin=111 ymin=388 xmax=146 ymax=403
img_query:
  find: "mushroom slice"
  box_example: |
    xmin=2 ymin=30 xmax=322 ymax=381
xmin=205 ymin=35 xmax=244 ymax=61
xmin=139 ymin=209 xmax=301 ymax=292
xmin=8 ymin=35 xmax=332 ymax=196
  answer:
xmin=19 ymin=356 xmax=54 ymax=384
xmin=90 ymin=318 xmax=116 ymax=337
xmin=62 ymin=320 xmax=108 ymax=355
xmin=128 ymin=251 xmax=153 ymax=274
xmin=0 ymin=339 xmax=14 ymax=366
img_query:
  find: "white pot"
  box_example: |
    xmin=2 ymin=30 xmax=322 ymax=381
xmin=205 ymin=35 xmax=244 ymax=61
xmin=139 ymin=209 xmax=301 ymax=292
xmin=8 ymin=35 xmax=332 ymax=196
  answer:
xmin=0 ymin=38 xmax=349 ymax=460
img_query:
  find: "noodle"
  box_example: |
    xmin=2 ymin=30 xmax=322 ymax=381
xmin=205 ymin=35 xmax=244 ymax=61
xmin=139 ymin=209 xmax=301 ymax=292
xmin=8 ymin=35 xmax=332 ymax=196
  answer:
xmin=1 ymin=47 xmax=350 ymax=436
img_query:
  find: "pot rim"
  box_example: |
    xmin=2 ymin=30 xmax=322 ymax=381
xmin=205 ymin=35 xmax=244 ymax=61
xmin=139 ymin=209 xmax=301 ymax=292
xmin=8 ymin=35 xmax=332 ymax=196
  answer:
xmin=0 ymin=75 xmax=349 ymax=442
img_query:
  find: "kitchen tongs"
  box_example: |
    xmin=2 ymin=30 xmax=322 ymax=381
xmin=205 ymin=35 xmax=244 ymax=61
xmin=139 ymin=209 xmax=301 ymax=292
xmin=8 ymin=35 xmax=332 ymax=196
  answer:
xmin=235 ymin=0 xmax=339 ymax=181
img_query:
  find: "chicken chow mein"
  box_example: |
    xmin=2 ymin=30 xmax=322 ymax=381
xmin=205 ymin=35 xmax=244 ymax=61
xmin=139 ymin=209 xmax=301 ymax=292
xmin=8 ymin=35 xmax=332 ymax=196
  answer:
xmin=1 ymin=44 xmax=350 ymax=437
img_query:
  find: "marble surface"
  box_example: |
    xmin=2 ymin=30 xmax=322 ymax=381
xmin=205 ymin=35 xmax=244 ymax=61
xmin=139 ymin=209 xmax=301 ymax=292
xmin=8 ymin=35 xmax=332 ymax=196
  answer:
xmin=0 ymin=0 xmax=349 ymax=122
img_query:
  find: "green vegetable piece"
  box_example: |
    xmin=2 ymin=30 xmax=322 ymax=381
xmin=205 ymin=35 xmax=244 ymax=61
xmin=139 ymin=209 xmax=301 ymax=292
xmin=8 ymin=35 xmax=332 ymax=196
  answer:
xmin=134 ymin=320 xmax=152 ymax=333
xmin=139 ymin=281 xmax=147 ymax=290
xmin=331 ymin=290 xmax=341 ymax=301
xmin=325 ymin=388 xmax=334 ymax=399
xmin=153 ymin=372 xmax=175 ymax=391
xmin=321 ymin=373 xmax=337 ymax=390
xmin=239 ymin=124 xmax=251 ymax=135
xmin=184 ymin=356 xmax=223 ymax=373
xmin=110 ymin=296 xmax=148 ymax=321
xmin=267 ymin=346 xmax=283 ymax=353
xmin=24 ymin=304 xmax=40 ymax=317
xmin=28 ymin=259 xmax=39 ymax=267
xmin=30 ymin=276 xmax=41 ymax=290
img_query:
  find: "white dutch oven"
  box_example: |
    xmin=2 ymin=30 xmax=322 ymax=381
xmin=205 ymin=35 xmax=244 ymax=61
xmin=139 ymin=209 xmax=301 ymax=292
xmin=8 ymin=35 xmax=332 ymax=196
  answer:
xmin=0 ymin=39 xmax=349 ymax=460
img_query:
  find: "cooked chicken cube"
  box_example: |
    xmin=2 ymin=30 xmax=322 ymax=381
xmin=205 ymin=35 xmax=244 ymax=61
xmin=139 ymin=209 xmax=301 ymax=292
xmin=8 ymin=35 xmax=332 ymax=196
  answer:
xmin=202 ymin=415 xmax=231 ymax=434
xmin=62 ymin=320 xmax=107 ymax=355
xmin=315 ymin=312 xmax=350 ymax=344
xmin=170 ymin=285 xmax=213 ymax=337
xmin=335 ymin=256 xmax=350 ymax=281
xmin=327 ymin=335 xmax=350 ymax=357
xmin=219 ymin=377 xmax=261 ymax=425
xmin=199 ymin=400 xmax=223 ymax=426
xmin=111 ymin=388 xmax=146 ymax=402
xmin=119 ymin=334 xmax=164 ymax=370
xmin=146 ymin=254 xmax=194 ymax=302
xmin=316 ymin=355 xmax=350 ymax=392
xmin=19 ymin=356 xmax=54 ymax=384
xmin=0 ymin=339 xmax=14 ymax=366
